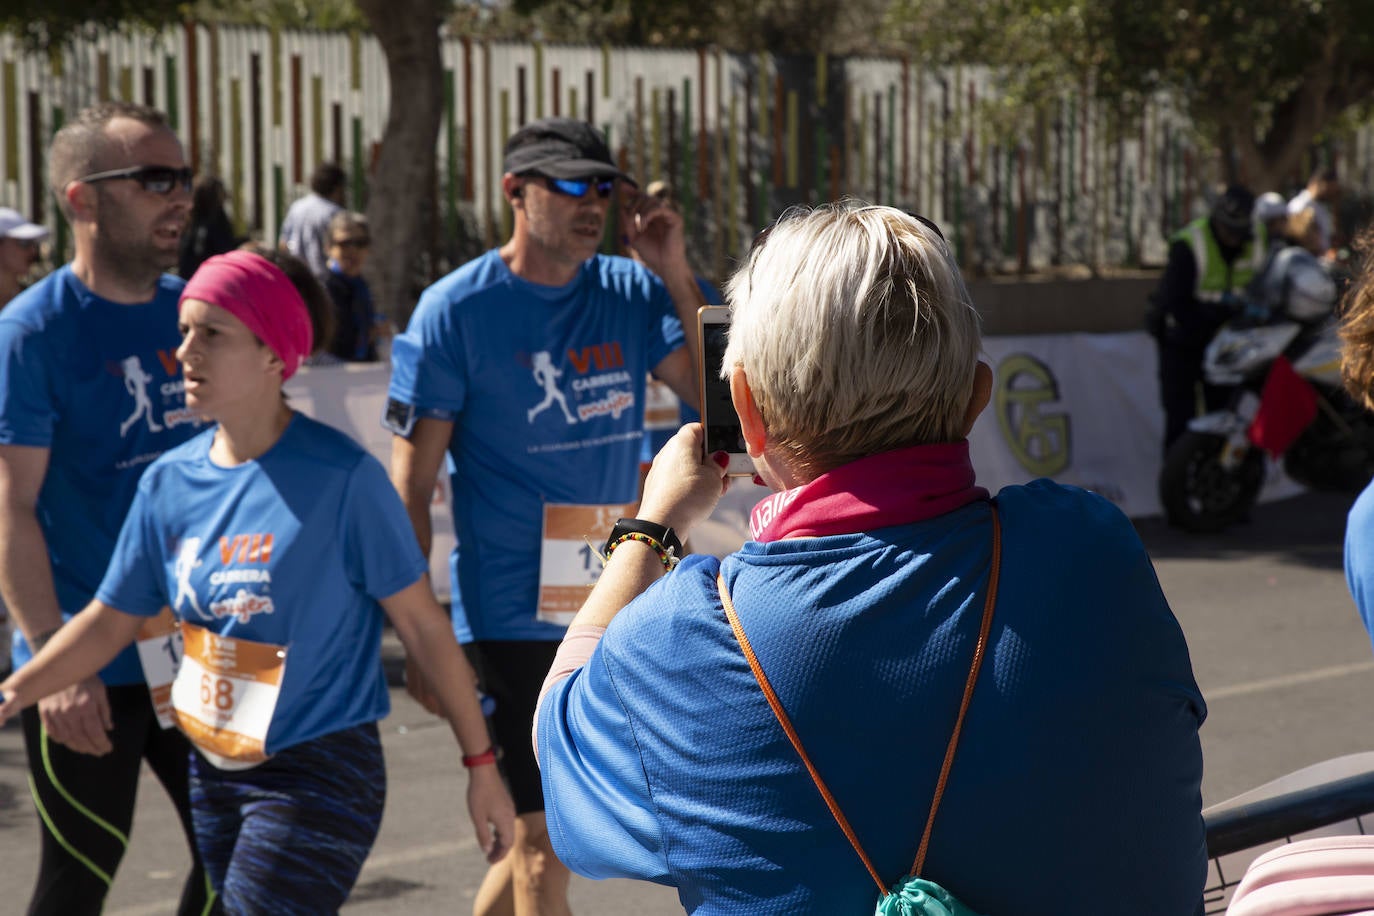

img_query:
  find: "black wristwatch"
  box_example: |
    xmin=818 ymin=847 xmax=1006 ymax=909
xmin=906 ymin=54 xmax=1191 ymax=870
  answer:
xmin=603 ymin=517 xmax=683 ymax=560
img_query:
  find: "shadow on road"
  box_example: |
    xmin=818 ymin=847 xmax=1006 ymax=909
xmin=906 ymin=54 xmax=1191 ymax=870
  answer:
xmin=1134 ymin=489 xmax=1357 ymax=571
xmin=346 ymin=876 xmax=428 ymax=905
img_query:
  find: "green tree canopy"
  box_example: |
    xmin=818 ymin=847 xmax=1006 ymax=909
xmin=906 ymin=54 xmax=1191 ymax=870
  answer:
xmin=887 ymin=0 xmax=1374 ymax=189
xmin=0 ymin=0 xmax=185 ymax=48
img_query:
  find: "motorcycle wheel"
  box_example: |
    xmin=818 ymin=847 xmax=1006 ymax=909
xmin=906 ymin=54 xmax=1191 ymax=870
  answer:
xmin=1159 ymin=431 xmax=1266 ymax=533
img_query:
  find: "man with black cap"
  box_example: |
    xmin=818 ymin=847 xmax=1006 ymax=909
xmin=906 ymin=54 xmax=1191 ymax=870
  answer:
xmin=1149 ymin=185 xmax=1267 ymax=460
xmin=384 ymin=117 xmax=703 ymax=915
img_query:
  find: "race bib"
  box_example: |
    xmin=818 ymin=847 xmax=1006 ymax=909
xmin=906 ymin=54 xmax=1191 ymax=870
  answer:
xmin=536 ymin=501 xmax=637 ymax=626
xmin=134 ymin=607 xmax=183 ymax=729
xmin=171 ymin=623 xmax=287 ymax=770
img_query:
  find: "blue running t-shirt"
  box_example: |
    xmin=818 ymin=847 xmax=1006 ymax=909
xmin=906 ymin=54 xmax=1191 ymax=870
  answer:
xmin=97 ymin=414 xmax=426 ymax=754
xmin=0 ymin=267 xmax=199 ymax=683
xmin=387 ymin=250 xmax=684 ymax=642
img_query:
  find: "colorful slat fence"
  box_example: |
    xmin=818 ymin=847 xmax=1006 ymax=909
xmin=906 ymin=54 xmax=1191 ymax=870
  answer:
xmin=4 ymin=25 xmax=1373 ymax=286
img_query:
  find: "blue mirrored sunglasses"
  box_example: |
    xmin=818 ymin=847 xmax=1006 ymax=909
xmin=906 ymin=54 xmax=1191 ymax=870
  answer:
xmin=75 ymin=165 xmax=194 ymax=195
xmin=541 ymin=175 xmax=618 ymax=199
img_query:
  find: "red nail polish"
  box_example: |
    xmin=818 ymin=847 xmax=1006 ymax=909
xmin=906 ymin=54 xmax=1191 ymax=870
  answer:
xmin=712 ymin=451 xmax=729 ymax=468
xmin=753 ymin=474 xmax=766 ymax=486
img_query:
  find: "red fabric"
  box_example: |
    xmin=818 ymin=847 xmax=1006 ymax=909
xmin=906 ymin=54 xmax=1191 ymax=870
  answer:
xmin=748 ymin=440 xmax=988 ymax=542
xmin=1247 ymin=355 xmax=1318 ymax=456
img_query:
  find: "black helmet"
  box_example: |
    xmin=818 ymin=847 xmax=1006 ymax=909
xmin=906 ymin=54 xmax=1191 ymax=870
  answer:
xmin=1211 ymin=185 xmax=1256 ymax=239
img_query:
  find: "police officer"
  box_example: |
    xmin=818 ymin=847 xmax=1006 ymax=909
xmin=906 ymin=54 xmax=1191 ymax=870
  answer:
xmin=1150 ymin=185 xmax=1266 ymax=455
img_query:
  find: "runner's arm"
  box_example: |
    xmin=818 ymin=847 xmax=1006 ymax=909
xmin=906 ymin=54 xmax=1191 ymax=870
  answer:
xmin=388 ymin=416 xmax=456 ymax=715
xmin=623 ymin=193 xmax=704 ymax=412
xmin=389 ymin=416 xmax=454 ymax=559
xmin=653 ymin=347 xmax=699 ymax=415
xmin=0 ymin=440 xmax=125 ymax=755
xmin=381 ymin=577 xmax=515 ymax=863
xmin=0 ymin=601 xmax=141 ymax=724
xmin=657 ymin=270 xmax=704 ymax=413
xmin=0 ymin=444 xmax=65 ymax=645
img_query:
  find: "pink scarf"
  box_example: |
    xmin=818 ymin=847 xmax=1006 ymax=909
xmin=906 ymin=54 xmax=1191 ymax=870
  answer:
xmin=749 ymin=441 xmax=988 ymax=542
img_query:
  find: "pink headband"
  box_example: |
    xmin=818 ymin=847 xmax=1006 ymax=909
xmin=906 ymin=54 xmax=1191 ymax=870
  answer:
xmin=180 ymin=250 xmax=313 ymax=381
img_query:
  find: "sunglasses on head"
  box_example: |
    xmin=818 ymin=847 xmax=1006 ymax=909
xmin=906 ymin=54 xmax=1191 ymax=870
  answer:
xmin=332 ymin=236 xmax=370 ymax=250
xmin=535 ymin=175 xmax=618 ymax=199
xmin=749 ymin=208 xmax=946 ymax=255
xmin=75 ymin=165 xmax=194 ymax=195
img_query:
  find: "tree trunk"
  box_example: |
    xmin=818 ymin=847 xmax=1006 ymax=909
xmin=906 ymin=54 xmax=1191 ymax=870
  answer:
xmin=355 ymin=0 xmax=445 ymax=328
xmin=1224 ymin=34 xmax=1374 ymax=194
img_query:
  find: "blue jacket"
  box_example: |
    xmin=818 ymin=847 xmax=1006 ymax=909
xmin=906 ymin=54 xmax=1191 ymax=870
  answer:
xmin=539 ymin=481 xmax=1207 ymax=915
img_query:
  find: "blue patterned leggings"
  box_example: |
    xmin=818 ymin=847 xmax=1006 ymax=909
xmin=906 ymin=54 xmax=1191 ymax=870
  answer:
xmin=189 ymin=722 xmax=386 ymax=915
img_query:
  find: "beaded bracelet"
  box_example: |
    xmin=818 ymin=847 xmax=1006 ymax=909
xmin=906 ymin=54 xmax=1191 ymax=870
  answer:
xmin=605 ymin=531 xmax=679 ymax=571
xmin=462 ymin=746 xmax=498 ymax=768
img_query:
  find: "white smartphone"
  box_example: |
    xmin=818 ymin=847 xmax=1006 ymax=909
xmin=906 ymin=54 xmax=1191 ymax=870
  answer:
xmin=698 ymin=306 xmax=754 ymax=476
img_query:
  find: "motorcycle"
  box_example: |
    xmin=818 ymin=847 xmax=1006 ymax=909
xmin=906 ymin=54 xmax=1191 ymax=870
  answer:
xmin=1159 ymin=251 xmax=1374 ymax=533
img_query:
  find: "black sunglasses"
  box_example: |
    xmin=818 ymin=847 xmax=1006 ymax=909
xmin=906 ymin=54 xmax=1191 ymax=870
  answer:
xmin=75 ymin=165 xmax=194 ymax=195
xmin=332 ymin=236 xmax=371 ymax=250
xmin=536 ymin=175 xmax=618 ymax=199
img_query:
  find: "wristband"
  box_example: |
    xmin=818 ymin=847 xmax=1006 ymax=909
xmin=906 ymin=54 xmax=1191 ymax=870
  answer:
xmin=462 ymin=747 xmax=498 ymax=768
xmin=602 ymin=518 xmax=682 ymax=568
xmin=605 ymin=531 xmax=678 ymax=570
xmin=28 ymin=627 xmax=60 ymax=653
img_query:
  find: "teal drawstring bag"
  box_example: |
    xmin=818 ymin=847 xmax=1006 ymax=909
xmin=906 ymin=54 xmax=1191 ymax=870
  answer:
xmin=876 ymin=876 xmax=984 ymax=916
xmin=719 ymin=509 xmax=1001 ymax=916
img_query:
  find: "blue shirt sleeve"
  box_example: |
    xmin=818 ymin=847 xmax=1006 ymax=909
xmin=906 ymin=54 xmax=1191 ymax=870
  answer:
xmin=650 ymin=277 xmax=685 ymax=371
xmin=538 ymin=645 xmax=671 ymax=882
xmin=95 ymin=481 xmax=169 ymax=617
xmin=0 ymin=315 xmax=57 ymax=447
xmin=341 ymin=453 xmax=429 ymax=600
xmin=1346 ymin=480 xmax=1374 ymax=654
xmin=387 ymin=285 xmax=468 ymax=420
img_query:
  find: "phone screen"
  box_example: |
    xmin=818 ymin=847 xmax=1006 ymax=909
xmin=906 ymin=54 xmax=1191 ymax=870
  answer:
xmin=701 ymin=321 xmax=745 ymax=455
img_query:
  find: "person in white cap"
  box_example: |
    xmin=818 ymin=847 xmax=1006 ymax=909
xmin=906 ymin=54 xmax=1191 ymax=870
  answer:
xmin=0 ymin=207 xmax=49 ymax=308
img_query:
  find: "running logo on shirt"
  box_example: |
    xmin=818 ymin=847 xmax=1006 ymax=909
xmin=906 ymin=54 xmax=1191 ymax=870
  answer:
xmin=526 ymin=343 xmax=635 ymax=427
xmin=119 ymin=355 xmax=164 ymax=436
xmin=114 ymin=349 xmax=199 ymax=437
xmin=174 ymin=537 xmax=206 ymax=618
xmin=172 ymin=533 xmax=276 ymax=625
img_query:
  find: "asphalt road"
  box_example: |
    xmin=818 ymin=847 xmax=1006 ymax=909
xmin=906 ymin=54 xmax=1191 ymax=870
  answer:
xmin=1 ymin=489 xmax=1371 ymax=914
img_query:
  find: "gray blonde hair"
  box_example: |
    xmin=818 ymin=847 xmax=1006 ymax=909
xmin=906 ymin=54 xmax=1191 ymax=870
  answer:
xmin=723 ymin=202 xmax=982 ymax=476
xmin=327 ymin=210 xmax=369 ymax=239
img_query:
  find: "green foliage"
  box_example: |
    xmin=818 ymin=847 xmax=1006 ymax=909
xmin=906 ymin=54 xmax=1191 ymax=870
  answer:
xmin=884 ymin=0 xmax=1374 ymax=182
xmin=0 ymin=0 xmax=188 ymax=50
xmin=0 ymin=0 xmax=389 ymax=47
xmin=459 ymin=0 xmax=888 ymax=52
xmin=184 ymin=0 xmax=373 ymax=31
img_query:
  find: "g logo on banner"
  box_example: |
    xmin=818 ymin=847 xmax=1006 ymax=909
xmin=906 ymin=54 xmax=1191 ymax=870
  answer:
xmin=994 ymin=354 xmax=1070 ymax=477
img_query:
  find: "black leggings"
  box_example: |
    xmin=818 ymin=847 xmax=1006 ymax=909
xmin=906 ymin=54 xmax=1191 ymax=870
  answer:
xmin=21 ymin=682 xmax=215 ymax=916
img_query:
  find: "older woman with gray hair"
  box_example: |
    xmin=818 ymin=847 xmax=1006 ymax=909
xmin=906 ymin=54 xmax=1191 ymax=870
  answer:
xmin=535 ymin=202 xmax=1207 ymax=915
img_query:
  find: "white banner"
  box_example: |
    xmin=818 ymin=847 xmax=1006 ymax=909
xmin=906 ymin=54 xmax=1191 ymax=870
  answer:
xmin=284 ymin=335 xmax=1301 ymax=591
xmin=972 ymin=331 xmax=1299 ymax=519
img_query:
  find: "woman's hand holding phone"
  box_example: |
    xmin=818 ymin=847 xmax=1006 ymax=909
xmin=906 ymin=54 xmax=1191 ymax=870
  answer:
xmin=638 ymin=424 xmax=729 ymax=543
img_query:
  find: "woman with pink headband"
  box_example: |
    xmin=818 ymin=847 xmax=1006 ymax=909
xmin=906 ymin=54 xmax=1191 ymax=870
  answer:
xmin=0 ymin=249 xmax=514 ymax=913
